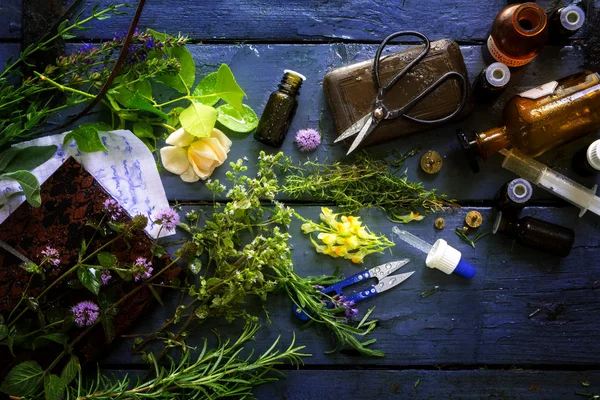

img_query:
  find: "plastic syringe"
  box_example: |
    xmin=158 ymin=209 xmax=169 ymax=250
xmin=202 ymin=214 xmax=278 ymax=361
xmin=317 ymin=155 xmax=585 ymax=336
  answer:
xmin=500 ymin=149 xmax=600 ymax=217
xmin=392 ymin=227 xmax=476 ymax=279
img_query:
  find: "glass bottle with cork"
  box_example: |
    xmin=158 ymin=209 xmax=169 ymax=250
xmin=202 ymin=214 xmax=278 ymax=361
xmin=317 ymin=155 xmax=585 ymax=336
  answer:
xmin=457 ymin=71 xmax=600 ymax=172
xmin=486 ymin=2 xmax=548 ymax=67
xmin=254 ymin=70 xmax=306 ymax=147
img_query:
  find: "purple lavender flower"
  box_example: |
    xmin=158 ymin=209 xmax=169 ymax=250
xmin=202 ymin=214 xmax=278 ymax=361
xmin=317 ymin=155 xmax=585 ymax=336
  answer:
xmin=132 ymin=257 xmax=153 ymax=281
xmin=331 ymin=295 xmax=359 ymax=319
xmin=295 ymin=128 xmax=321 ymax=152
xmin=100 ymin=269 xmax=112 ymax=286
xmin=154 ymin=208 xmax=180 ymax=231
xmin=72 ymin=301 xmax=100 ymax=327
xmin=103 ymin=198 xmax=123 ymax=221
xmin=41 ymin=246 xmax=60 ymax=267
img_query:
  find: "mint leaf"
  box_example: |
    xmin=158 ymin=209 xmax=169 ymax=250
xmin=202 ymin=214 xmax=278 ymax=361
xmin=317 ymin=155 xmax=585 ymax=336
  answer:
xmin=113 ymin=79 xmax=153 ymax=107
xmin=77 ymin=267 xmax=101 ymax=295
xmin=0 ymin=324 xmax=8 ymax=340
xmin=133 ymin=122 xmax=155 ymax=139
xmin=63 ymin=125 xmax=108 ymax=153
xmin=32 ymin=333 xmax=68 ymax=350
xmin=0 ymin=147 xmax=21 ymax=171
xmin=4 ymin=145 xmax=57 ymax=173
xmin=60 ymin=356 xmax=79 ymax=385
xmin=192 ymin=72 xmax=219 ymax=106
xmin=126 ymin=92 xmax=168 ymax=120
xmin=0 ymin=361 xmax=43 ymax=396
xmin=44 ymin=374 xmax=66 ymax=400
xmin=157 ymin=46 xmax=195 ymax=94
xmin=215 ymin=64 xmax=245 ymax=111
xmin=97 ymin=252 xmax=117 ymax=268
xmin=217 ymin=104 xmax=258 ymax=133
xmin=0 ymin=171 xmax=41 ymax=207
xmin=179 ymin=102 xmax=217 ymax=137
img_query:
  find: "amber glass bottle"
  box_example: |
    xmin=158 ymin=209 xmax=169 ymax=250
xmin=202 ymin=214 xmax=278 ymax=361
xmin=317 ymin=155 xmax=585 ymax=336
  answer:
xmin=495 ymin=178 xmax=532 ymax=213
xmin=549 ymin=5 xmax=585 ymax=40
xmin=487 ymin=2 xmax=548 ymax=67
xmin=458 ymin=71 xmax=600 ymax=172
xmin=254 ymin=70 xmax=305 ymax=147
xmin=473 ymin=62 xmax=511 ymax=101
xmin=493 ymin=212 xmax=575 ymax=257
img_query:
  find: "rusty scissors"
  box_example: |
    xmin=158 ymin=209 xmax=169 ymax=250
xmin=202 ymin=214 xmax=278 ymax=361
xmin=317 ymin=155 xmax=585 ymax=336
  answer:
xmin=334 ymin=31 xmax=468 ymax=155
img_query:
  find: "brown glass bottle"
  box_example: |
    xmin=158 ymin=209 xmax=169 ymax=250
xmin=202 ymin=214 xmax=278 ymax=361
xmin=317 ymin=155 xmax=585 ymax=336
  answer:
xmin=495 ymin=178 xmax=532 ymax=214
xmin=493 ymin=212 xmax=575 ymax=257
xmin=572 ymin=139 xmax=600 ymax=177
xmin=254 ymin=70 xmax=305 ymax=147
xmin=487 ymin=2 xmax=548 ymax=67
xmin=473 ymin=62 xmax=511 ymax=101
xmin=458 ymin=71 xmax=600 ymax=172
xmin=549 ymin=5 xmax=586 ymax=40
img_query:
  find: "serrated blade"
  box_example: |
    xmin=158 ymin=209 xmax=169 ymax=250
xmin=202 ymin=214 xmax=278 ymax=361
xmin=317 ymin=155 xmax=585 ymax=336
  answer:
xmin=346 ymin=116 xmax=375 ymax=155
xmin=374 ymin=271 xmax=414 ymax=294
xmin=334 ymin=113 xmax=371 ymax=143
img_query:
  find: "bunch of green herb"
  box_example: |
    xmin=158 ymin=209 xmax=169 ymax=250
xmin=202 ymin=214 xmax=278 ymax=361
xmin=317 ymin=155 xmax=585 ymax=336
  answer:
xmin=135 ymin=152 xmax=384 ymax=359
xmin=454 ymin=228 xmax=490 ymax=249
xmin=69 ymin=324 xmax=307 ymax=400
xmin=273 ymin=148 xmax=456 ymax=216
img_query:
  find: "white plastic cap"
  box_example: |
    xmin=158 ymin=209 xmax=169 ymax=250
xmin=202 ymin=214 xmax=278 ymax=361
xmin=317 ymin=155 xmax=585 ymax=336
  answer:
xmin=425 ymin=239 xmax=461 ymax=275
xmin=586 ymin=139 xmax=600 ymax=171
xmin=486 ymin=62 xmax=510 ymax=88
xmin=560 ymin=5 xmax=585 ymax=31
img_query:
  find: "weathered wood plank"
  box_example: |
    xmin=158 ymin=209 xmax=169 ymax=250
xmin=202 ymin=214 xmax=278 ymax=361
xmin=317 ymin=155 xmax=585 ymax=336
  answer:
xmin=157 ymin=44 xmax=599 ymax=203
xmin=97 ymin=368 xmax=600 ymax=399
xmin=98 ymin=206 xmax=600 ymax=367
xmin=69 ymin=0 xmax=596 ymax=43
xmin=0 ymin=0 xmax=21 ymax=40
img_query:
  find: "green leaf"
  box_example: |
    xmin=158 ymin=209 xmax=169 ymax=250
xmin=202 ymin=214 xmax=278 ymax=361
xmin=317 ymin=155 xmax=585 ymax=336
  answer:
xmin=133 ymin=122 xmax=155 ymax=139
xmin=179 ymin=102 xmax=217 ymax=137
xmin=126 ymin=92 xmax=168 ymax=120
xmin=0 ymin=171 xmax=41 ymax=207
xmin=32 ymin=333 xmax=68 ymax=350
xmin=217 ymin=104 xmax=258 ymax=133
xmin=0 ymin=147 xmax=21 ymax=171
xmin=147 ymin=28 xmax=168 ymax=42
xmin=192 ymin=72 xmax=219 ymax=106
xmin=0 ymin=324 xmax=8 ymax=340
xmin=101 ymin=315 xmax=116 ymax=344
xmin=113 ymin=79 xmax=153 ymax=107
xmin=97 ymin=252 xmax=117 ymax=269
xmin=214 ymin=64 xmax=246 ymax=111
xmin=61 ymin=33 xmax=77 ymax=40
xmin=63 ymin=125 xmax=108 ymax=153
xmin=157 ymin=46 xmax=195 ymax=93
xmin=61 ymin=356 xmax=79 ymax=385
xmin=0 ymin=361 xmax=43 ymax=396
xmin=3 ymin=145 xmax=57 ymax=173
xmin=44 ymin=374 xmax=66 ymax=400
xmin=167 ymin=107 xmax=185 ymax=128
xmin=77 ymin=267 xmax=101 ymax=295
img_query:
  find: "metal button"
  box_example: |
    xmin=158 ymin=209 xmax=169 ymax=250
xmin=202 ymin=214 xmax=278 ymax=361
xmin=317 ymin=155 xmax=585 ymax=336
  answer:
xmin=420 ymin=151 xmax=443 ymax=174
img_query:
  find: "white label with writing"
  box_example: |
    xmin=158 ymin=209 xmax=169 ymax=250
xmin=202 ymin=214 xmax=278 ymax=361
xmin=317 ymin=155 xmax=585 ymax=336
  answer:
xmin=518 ymin=81 xmax=559 ymax=100
xmin=487 ymin=36 xmax=536 ymax=67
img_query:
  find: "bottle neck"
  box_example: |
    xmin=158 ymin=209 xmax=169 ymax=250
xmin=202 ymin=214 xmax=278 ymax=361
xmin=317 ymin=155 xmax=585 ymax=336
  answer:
xmin=474 ymin=126 xmax=511 ymax=159
xmin=278 ymin=72 xmax=303 ymax=96
xmin=494 ymin=212 xmax=519 ymax=236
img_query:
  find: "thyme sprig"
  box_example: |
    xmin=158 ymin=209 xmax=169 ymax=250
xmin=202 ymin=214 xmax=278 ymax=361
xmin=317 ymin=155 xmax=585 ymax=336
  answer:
xmin=271 ymin=149 xmax=456 ymax=216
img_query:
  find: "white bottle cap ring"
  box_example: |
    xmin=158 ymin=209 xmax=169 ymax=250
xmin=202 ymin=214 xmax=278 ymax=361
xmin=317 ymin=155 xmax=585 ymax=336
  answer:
xmin=486 ymin=62 xmax=510 ymax=88
xmin=425 ymin=239 xmax=462 ymax=275
xmin=284 ymin=69 xmax=307 ymax=81
xmin=560 ymin=5 xmax=585 ymax=31
xmin=586 ymin=139 xmax=600 ymax=171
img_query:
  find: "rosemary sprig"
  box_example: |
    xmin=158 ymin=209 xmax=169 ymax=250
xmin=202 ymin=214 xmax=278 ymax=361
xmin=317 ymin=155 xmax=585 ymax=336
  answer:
xmin=71 ymin=323 xmax=308 ymax=399
xmin=270 ymin=149 xmax=456 ymax=216
xmin=454 ymin=229 xmax=490 ymax=249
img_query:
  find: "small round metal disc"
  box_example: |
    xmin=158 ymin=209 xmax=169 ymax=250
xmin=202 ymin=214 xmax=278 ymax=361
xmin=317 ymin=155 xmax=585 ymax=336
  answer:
xmin=465 ymin=210 xmax=483 ymax=228
xmin=420 ymin=151 xmax=443 ymax=174
xmin=434 ymin=217 xmax=445 ymax=230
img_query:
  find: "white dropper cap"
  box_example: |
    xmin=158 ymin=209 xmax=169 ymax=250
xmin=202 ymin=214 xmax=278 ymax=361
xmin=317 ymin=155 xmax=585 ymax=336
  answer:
xmin=586 ymin=139 xmax=600 ymax=172
xmin=425 ymin=239 xmax=462 ymax=275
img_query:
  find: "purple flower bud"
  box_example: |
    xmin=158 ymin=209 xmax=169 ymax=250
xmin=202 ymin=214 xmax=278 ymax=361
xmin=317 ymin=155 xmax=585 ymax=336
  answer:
xmin=72 ymin=301 xmax=100 ymax=327
xmin=295 ymin=128 xmax=321 ymax=152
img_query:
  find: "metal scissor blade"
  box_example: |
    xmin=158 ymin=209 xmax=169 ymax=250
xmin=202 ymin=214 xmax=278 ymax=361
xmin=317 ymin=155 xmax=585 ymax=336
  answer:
xmin=374 ymin=271 xmax=414 ymax=294
xmin=0 ymin=239 xmax=34 ymax=265
xmin=368 ymin=258 xmax=410 ymax=280
xmin=346 ymin=116 xmax=375 ymax=155
xmin=334 ymin=113 xmax=371 ymax=143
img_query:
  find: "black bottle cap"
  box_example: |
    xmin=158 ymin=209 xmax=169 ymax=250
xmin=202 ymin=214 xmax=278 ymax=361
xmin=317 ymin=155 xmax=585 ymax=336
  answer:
xmin=456 ymin=129 xmax=480 ymax=173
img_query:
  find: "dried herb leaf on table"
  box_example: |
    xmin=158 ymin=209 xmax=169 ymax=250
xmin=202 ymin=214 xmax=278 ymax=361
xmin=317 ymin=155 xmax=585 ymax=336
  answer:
xmin=273 ymin=149 xmax=457 ymax=216
xmin=0 ymin=158 xmax=180 ymax=385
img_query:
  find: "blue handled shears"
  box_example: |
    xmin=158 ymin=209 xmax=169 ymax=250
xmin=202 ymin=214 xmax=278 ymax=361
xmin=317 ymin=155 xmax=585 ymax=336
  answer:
xmin=293 ymin=259 xmax=414 ymax=321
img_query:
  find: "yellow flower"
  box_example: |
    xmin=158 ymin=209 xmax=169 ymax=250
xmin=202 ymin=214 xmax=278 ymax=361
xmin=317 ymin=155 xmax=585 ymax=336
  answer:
xmin=350 ymin=255 xmax=364 ymax=264
xmin=319 ymin=207 xmax=338 ymax=226
xmin=317 ymin=233 xmax=338 ymax=245
xmin=336 ymin=222 xmax=351 ymax=234
xmin=392 ymin=211 xmax=425 ymax=224
xmin=344 ymin=235 xmax=359 ymax=249
xmin=333 ymin=245 xmax=348 ymax=257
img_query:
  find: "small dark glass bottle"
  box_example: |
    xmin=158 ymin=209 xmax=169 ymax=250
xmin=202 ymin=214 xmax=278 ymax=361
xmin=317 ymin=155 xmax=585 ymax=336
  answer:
xmin=495 ymin=178 xmax=532 ymax=213
xmin=473 ymin=62 xmax=511 ymax=101
xmin=572 ymin=139 xmax=600 ymax=177
xmin=493 ymin=211 xmax=575 ymax=257
xmin=254 ymin=70 xmax=305 ymax=147
xmin=549 ymin=5 xmax=585 ymax=40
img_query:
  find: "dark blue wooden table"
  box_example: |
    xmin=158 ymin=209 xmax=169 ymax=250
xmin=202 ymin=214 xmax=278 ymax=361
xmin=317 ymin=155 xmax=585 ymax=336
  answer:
xmin=4 ymin=0 xmax=600 ymax=398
